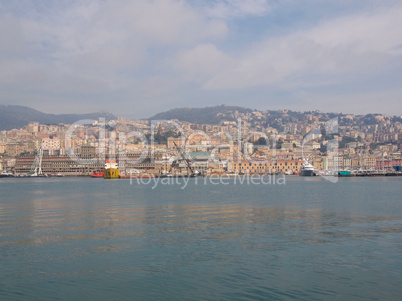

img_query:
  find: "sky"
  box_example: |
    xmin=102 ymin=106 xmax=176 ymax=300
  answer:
xmin=0 ymin=0 xmax=402 ymax=118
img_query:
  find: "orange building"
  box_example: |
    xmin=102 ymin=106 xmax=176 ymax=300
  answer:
xmin=231 ymin=160 xmax=303 ymax=174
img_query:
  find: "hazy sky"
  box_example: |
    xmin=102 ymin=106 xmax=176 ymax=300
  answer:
xmin=1 ymin=0 xmax=402 ymax=118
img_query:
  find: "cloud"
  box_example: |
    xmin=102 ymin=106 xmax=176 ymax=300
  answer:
xmin=204 ymin=4 xmax=402 ymax=90
xmin=0 ymin=0 xmax=228 ymax=95
xmin=292 ymin=87 xmax=402 ymax=115
xmin=173 ymin=44 xmax=234 ymax=82
xmin=206 ymin=0 xmax=272 ymax=18
xmin=0 ymin=0 xmax=401 ymax=116
xmin=305 ymin=6 xmax=402 ymax=56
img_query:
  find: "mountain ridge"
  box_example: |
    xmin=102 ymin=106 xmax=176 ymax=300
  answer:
xmin=146 ymin=105 xmax=402 ymax=129
xmin=0 ymin=105 xmax=116 ymax=131
xmin=148 ymin=105 xmax=254 ymax=124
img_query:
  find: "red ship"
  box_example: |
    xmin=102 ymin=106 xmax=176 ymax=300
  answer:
xmin=91 ymin=171 xmax=104 ymax=178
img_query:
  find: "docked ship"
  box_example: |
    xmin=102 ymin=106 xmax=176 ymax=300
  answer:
xmin=338 ymin=170 xmax=352 ymax=177
xmin=299 ymin=160 xmax=316 ymax=176
xmin=104 ymin=160 xmax=119 ymax=179
xmin=0 ymin=170 xmax=14 ymax=178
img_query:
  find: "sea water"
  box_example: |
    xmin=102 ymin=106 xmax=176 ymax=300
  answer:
xmin=0 ymin=177 xmax=401 ymax=300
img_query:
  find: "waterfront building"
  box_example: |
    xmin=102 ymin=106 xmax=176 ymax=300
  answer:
xmin=362 ymin=156 xmax=377 ymax=170
xmin=231 ymin=160 xmax=303 ymax=174
xmin=376 ymin=159 xmax=402 ymax=170
xmin=14 ymin=154 xmax=104 ymax=176
xmin=312 ymin=159 xmax=324 ymax=170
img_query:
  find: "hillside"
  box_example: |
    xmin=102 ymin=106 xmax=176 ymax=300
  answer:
xmin=148 ymin=105 xmax=253 ymax=124
xmin=0 ymin=105 xmax=116 ymax=131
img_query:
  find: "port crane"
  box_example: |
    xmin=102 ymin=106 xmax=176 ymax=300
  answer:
xmin=28 ymin=146 xmax=43 ymax=176
xmin=172 ymin=141 xmax=199 ymax=177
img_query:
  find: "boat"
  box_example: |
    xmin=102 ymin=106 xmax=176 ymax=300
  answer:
xmin=285 ymin=169 xmax=293 ymax=175
xmin=48 ymin=172 xmax=64 ymax=177
xmin=338 ymin=170 xmax=352 ymax=177
xmin=104 ymin=160 xmax=119 ymax=179
xmin=91 ymin=171 xmax=104 ymax=178
xmin=299 ymin=160 xmax=316 ymax=176
xmin=0 ymin=170 xmax=14 ymax=178
xmin=158 ymin=173 xmax=174 ymax=178
xmin=121 ymin=173 xmax=156 ymax=179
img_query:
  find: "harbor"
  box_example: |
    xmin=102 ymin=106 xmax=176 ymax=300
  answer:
xmin=1 ymin=1 xmax=402 ymax=299
xmin=2 ymin=145 xmax=401 ymax=179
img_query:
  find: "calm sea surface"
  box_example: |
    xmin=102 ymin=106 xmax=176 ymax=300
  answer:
xmin=0 ymin=177 xmax=401 ymax=300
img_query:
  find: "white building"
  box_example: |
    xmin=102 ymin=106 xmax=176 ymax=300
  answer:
xmin=42 ymin=138 xmax=61 ymax=151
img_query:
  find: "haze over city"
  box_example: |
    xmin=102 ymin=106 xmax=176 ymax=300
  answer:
xmin=1 ymin=0 xmax=402 ymax=118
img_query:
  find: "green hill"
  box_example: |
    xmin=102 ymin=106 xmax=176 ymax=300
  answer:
xmin=148 ymin=105 xmax=253 ymax=124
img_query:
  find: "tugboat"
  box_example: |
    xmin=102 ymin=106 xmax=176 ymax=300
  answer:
xmin=91 ymin=171 xmax=104 ymax=178
xmin=104 ymin=159 xmax=119 ymax=179
xmin=299 ymin=160 xmax=316 ymax=176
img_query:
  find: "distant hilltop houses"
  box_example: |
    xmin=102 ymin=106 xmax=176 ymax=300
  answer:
xmin=0 ymin=105 xmax=401 ymax=176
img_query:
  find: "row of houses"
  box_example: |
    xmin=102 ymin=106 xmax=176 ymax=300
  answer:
xmin=327 ymin=155 xmax=401 ymax=170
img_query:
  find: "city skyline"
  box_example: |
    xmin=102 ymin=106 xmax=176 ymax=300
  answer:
xmin=2 ymin=107 xmax=401 ymax=178
xmin=1 ymin=0 xmax=402 ymax=118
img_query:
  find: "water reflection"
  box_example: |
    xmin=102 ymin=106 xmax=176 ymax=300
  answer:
xmin=1 ymin=201 xmax=401 ymax=247
xmin=1 ymin=178 xmax=401 ymax=300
